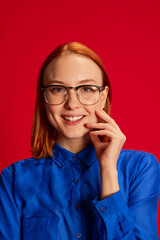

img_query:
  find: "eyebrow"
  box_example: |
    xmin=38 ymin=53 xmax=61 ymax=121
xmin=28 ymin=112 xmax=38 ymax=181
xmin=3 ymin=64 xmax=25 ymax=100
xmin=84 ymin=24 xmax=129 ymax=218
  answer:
xmin=47 ymin=79 xmax=97 ymax=85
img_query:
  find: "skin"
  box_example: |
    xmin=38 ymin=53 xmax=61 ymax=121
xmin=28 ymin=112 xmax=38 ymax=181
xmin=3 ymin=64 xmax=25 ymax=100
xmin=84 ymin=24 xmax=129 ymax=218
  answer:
xmin=43 ymin=53 xmax=126 ymax=200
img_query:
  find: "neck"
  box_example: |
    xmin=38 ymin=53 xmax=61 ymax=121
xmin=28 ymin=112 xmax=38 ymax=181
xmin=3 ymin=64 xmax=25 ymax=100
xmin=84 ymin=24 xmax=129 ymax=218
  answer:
xmin=55 ymin=134 xmax=92 ymax=154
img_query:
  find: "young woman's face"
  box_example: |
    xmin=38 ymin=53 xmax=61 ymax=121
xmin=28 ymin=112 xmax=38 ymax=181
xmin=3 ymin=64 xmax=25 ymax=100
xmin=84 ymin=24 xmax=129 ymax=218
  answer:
xmin=43 ymin=53 xmax=108 ymax=143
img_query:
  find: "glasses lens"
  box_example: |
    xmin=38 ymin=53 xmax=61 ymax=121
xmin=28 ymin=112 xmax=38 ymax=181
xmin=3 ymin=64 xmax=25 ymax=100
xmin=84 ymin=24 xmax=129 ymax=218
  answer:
xmin=77 ymin=86 xmax=100 ymax=105
xmin=45 ymin=86 xmax=66 ymax=105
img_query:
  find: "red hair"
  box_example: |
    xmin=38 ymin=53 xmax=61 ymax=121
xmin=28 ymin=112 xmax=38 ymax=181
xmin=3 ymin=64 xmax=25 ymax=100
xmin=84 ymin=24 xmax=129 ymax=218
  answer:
xmin=31 ymin=42 xmax=112 ymax=158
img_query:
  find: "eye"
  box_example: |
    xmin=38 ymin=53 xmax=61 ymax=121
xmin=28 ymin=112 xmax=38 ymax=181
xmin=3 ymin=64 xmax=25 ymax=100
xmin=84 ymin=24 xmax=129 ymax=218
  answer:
xmin=80 ymin=86 xmax=97 ymax=92
xmin=82 ymin=87 xmax=91 ymax=92
xmin=48 ymin=86 xmax=65 ymax=94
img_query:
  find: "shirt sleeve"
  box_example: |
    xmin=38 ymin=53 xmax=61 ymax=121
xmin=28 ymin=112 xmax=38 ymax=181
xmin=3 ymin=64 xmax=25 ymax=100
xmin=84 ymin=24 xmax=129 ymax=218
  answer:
xmin=91 ymin=153 xmax=160 ymax=240
xmin=0 ymin=167 xmax=21 ymax=239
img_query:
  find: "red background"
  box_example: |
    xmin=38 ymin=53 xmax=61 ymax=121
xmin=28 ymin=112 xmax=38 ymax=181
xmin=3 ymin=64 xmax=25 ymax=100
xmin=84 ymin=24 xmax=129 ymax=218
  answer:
xmin=0 ymin=0 xmax=160 ymax=235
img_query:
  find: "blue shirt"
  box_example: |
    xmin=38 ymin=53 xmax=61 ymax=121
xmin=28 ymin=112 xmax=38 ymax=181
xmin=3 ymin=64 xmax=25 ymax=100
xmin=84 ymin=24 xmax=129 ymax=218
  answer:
xmin=0 ymin=142 xmax=160 ymax=240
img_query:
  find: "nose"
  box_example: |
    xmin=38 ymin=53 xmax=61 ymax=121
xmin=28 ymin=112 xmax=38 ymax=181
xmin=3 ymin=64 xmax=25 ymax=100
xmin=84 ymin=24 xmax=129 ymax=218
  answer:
xmin=64 ymin=89 xmax=81 ymax=109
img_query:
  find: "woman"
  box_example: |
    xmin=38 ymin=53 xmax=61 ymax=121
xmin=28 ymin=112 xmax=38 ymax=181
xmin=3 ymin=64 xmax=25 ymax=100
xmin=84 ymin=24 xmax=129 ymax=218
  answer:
xmin=0 ymin=42 xmax=159 ymax=239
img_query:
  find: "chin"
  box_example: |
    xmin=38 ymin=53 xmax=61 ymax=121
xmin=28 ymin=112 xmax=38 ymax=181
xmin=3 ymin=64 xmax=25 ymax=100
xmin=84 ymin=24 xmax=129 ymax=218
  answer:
xmin=60 ymin=130 xmax=90 ymax=140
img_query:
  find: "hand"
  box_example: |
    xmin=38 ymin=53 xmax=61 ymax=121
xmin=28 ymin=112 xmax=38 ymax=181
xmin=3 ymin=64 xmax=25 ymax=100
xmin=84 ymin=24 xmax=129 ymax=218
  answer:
xmin=85 ymin=109 xmax=126 ymax=199
xmin=85 ymin=109 xmax=126 ymax=170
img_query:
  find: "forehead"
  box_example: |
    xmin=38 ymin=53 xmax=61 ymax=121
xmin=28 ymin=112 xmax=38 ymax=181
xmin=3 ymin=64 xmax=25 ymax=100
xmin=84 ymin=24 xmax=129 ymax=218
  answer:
xmin=43 ymin=53 xmax=103 ymax=85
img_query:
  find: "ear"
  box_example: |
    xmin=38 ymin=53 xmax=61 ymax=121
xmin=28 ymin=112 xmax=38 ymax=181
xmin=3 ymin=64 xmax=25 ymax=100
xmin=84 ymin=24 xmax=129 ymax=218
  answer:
xmin=100 ymin=86 xmax=109 ymax=109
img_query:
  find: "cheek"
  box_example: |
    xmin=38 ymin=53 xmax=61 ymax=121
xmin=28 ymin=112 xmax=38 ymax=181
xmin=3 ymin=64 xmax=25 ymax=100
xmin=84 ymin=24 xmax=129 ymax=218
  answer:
xmin=45 ymin=106 xmax=59 ymax=126
xmin=86 ymin=107 xmax=99 ymax=122
xmin=86 ymin=102 xmax=105 ymax=123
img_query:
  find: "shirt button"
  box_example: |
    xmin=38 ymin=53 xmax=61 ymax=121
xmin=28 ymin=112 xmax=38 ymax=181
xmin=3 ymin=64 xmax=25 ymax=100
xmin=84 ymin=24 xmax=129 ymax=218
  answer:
xmin=73 ymin=179 xmax=79 ymax=184
xmin=100 ymin=206 xmax=106 ymax=212
xmin=76 ymin=232 xmax=81 ymax=238
xmin=76 ymin=163 xmax=81 ymax=169
xmin=74 ymin=202 xmax=80 ymax=208
xmin=73 ymin=157 xmax=78 ymax=161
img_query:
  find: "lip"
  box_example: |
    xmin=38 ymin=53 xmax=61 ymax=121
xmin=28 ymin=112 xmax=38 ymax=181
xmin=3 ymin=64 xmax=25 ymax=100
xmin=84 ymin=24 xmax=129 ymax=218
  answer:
xmin=61 ymin=114 xmax=85 ymax=117
xmin=61 ymin=115 xmax=85 ymax=125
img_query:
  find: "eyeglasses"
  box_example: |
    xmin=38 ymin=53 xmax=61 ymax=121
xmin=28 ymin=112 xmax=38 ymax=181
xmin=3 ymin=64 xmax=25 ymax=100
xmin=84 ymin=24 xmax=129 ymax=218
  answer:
xmin=41 ymin=85 xmax=105 ymax=106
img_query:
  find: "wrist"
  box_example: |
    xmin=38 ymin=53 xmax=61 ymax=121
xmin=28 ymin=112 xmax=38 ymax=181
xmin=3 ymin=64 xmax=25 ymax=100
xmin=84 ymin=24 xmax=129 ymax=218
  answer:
xmin=100 ymin=165 xmax=118 ymax=177
xmin=100 ymin=169 xmax=119 ymax=200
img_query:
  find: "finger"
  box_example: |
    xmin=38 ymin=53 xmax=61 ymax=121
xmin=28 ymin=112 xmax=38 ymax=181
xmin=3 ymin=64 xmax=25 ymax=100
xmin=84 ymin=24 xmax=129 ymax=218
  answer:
xmin=90 ymin=129 xmax=126 ymax=145
xmin=95 ymin=109 xmax=120 ymax=131
xmin=85 ymin=123 xmax=121 ymax=135
xmin=89 ymin=129 xmax=118 ymax=139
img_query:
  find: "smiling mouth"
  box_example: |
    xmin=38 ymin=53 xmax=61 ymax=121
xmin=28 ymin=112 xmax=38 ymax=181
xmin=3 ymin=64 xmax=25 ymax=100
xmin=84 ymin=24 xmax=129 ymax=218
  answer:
xmin=62 ymin=116 xmax=84 ymax=122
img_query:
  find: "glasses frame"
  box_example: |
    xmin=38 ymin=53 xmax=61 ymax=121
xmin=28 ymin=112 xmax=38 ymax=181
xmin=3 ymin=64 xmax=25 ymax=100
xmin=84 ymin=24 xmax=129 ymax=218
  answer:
xmin=41 ymin=84 xmax=105 ymax=106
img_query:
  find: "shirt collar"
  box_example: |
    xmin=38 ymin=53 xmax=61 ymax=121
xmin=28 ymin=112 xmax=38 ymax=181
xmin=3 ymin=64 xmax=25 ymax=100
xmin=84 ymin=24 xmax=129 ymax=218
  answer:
xmin=51 ymin=142 xmax=97 ymax=168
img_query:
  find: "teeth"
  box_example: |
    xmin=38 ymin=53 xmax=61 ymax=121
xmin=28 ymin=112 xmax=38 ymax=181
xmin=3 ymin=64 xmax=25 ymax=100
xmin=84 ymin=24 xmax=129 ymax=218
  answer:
xmin=64 ymin=116 xmax=84 ymax=122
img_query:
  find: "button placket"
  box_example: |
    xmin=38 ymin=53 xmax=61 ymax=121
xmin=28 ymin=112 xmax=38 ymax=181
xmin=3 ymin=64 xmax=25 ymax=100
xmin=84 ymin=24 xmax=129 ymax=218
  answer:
xmin=71 ymin=156 xmax=82 ymax=170
xmin=70 ymin=156 xmax=82 ymax=238
xmin=76 ymin=163 xmax=81 ymax=169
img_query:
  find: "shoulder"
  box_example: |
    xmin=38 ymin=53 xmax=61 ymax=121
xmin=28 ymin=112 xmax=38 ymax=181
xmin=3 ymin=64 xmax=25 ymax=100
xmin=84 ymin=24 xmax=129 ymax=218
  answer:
xmin=118 ymin=149 xmax=160 ymax=204
xmin=119 ymin=149 xmax=159 ymax=171
xmin=0 ymin=157 xmax=53 ymax=184
xmin=119 ymin=149 xmax=160 ymax=180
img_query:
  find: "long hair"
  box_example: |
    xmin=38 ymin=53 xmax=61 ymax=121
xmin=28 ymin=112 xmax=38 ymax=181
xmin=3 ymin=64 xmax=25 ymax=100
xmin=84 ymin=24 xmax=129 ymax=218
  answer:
xmin=31 ymin=42 xmax=112 ymax=158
